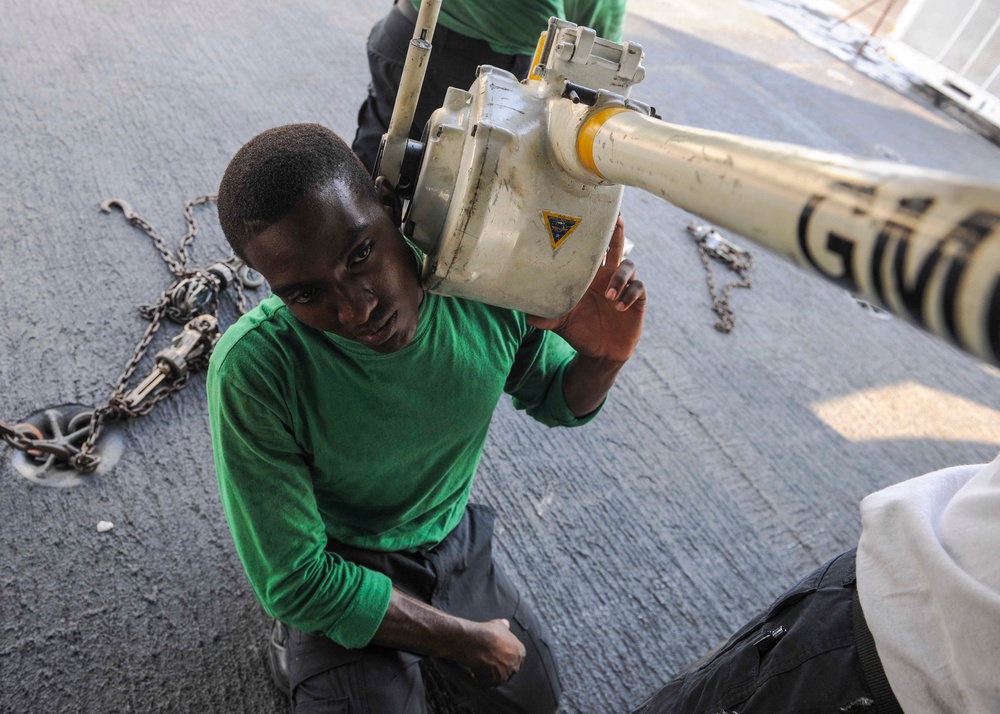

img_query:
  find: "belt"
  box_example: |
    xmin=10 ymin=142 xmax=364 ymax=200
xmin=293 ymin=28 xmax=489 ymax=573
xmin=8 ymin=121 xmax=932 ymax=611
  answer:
xmin=852 ymin=590 xmax=903 ymax=714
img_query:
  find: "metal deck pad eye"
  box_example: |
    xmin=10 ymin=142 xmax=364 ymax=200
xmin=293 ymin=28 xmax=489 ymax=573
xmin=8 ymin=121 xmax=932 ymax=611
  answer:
xmin=9 ymin=404 xmax=124 ymax=487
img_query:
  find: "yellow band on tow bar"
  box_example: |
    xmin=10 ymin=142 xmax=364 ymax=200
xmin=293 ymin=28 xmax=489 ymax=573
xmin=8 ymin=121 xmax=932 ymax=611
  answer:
xmin=577 ymin=106 xmax=630 ymax=179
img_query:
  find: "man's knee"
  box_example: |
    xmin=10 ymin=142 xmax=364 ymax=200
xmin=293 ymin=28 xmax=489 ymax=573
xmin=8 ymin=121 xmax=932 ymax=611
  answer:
xmin=509 ymin=606 xmax=562 ymax=713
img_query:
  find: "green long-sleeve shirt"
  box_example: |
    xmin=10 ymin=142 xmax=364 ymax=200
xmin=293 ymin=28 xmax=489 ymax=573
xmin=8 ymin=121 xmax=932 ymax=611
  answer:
xmin=415 ymin=0 xmax=626 ymax=56
xmin=207 ymin=291 xmax=597 ymax=649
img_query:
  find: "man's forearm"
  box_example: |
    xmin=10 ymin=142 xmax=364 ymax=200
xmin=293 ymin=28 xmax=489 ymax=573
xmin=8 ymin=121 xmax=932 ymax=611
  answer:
xmin=372 ymin=588 xmax=473 ymax=659
xmin=370 ymin=588 xmax=525 ymax=687
xmin=562 ymin=354 xmax=626 ymax=417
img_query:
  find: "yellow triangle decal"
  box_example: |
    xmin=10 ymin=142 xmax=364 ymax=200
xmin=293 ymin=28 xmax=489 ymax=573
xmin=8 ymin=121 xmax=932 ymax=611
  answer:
xmin=543 ymin=211 xmax=582 ymax=249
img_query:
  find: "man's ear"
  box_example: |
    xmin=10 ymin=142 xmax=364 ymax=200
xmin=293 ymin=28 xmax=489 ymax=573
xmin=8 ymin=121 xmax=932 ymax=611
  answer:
xmin=374 ymin=176 xmax=403 ymax=225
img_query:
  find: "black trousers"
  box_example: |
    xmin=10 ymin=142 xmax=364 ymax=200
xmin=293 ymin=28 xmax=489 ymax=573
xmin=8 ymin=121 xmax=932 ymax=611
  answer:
xmin=286 ymin=504 xmax=561 ymax=713
xmin=351 ymin=0 xmax=533 ymax=173
xmin=632 ymin=550 xmax=902 ymax=714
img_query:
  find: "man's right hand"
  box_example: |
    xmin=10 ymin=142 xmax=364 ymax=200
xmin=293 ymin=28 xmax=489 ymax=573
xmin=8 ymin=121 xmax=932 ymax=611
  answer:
xmin=458 ymin=617 xmax=526 ymax=688
xmin=372 ymin=588 xmax=526 ymax=688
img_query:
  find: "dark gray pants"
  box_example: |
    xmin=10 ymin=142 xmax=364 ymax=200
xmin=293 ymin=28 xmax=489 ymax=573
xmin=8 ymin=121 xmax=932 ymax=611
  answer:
xmin=351 ymin=1 xmax=532 ymax=173
xmin=287 ymin=504 xmax=561 ymax=713
xmin=631 ymin=550 xmax=901 ymax=714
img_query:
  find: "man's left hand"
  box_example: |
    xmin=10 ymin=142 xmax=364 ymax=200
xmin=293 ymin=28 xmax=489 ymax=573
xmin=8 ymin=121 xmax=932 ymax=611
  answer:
xmin=527 ymin=216 xmax=646 ymax=363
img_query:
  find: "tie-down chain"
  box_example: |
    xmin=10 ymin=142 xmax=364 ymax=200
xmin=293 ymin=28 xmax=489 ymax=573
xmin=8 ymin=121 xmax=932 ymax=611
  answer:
xmin=687 ymin=221 xmax=754 ymax=333
xmin=0 ymin=195 xmax=263 ymax=475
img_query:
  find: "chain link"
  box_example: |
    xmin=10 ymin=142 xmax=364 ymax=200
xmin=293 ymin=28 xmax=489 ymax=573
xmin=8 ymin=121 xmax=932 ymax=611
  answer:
xmin=0 ymin=421 xmax=41 ymax=453
xmin=687 ymin=221 xmax=754 ymax=334
xmin=3 ymin=195 xmax=260 ymax=475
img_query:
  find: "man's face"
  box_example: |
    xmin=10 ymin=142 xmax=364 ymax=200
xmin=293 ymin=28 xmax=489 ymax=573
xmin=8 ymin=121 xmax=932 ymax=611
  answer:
xmin=244 ymin=178 xmax=424 ymax=353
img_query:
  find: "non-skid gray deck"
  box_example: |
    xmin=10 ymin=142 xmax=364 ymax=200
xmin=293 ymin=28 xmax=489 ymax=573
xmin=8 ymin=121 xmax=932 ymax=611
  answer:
xmin=2 ymin=1 xmax=998 ymax=712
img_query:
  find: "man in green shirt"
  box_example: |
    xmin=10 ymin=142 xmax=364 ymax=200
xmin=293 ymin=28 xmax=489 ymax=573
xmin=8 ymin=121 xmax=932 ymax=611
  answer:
xmin=353 ymin=0 xmax=626 ymax=171
xmin=208 ymin=122 xmax=645 ymax=712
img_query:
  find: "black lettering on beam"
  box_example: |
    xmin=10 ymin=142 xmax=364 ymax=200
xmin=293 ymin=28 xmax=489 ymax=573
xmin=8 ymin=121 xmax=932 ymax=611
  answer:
xmin=870 ymin=197 xmax=934 ymax=319
xmin=940 ymin=212 xmax=1000 ymax=343
xmin=797 ymin=195 xmax=860 ymax=292
xmin=874 ymin=210 xmax=1000 ymax=342
xmin=871 ymin=220 xmax=912 ymax=310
